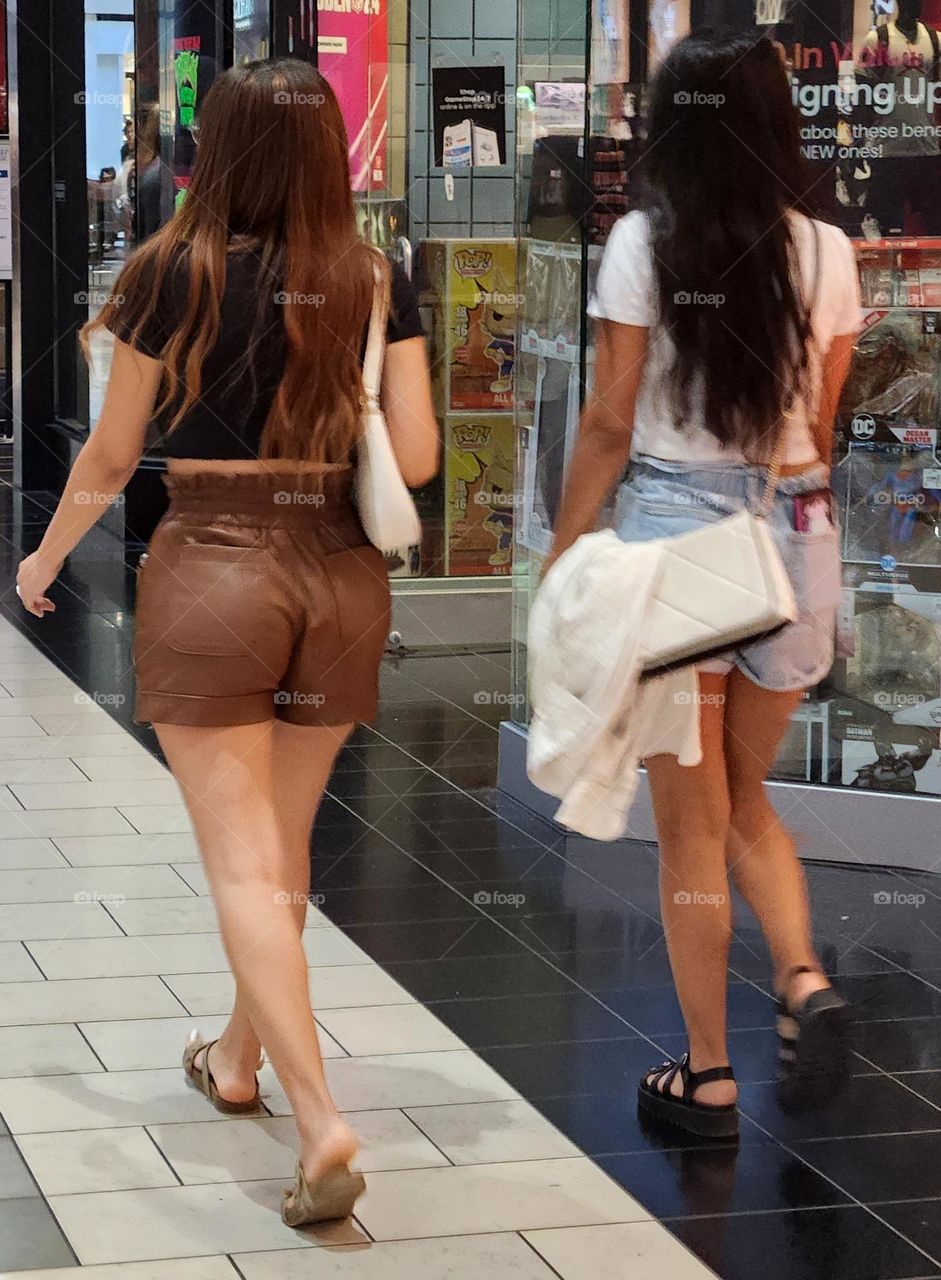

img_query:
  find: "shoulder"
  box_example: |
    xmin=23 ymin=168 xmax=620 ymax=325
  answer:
xmin=808 ymin=215 xmax=854 ymax=251
xmin=795 ymin=214 xmax=856 ymax=271
xmin=606 ymin=210 xmax=652 ymax=259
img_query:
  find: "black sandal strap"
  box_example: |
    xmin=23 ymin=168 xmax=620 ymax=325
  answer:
xmin=688 ymin=1063 xmax=735 ymax=1088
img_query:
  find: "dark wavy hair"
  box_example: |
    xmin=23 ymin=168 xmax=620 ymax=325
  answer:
xmin=640 ymin=32 xmax=816 ymax=457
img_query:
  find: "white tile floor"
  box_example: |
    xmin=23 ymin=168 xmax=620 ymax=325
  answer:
xmin=0 ymin=616 xmax=717 ymax=1277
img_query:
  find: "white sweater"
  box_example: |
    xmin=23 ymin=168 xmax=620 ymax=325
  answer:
xmin=527 ymin=530 xmax=702 ymax=840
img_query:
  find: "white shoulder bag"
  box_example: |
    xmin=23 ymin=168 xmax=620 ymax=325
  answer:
xmin=354 ymin=259 xmax=422 ymax=553
xmin=640 ymin=442 xmax=798 ymax=676
xmin=640 ymin=223 xmax=822 ymax=676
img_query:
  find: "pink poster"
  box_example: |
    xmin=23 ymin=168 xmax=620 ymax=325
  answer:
xmin=318 ymin=0 xmax=389 ymax=192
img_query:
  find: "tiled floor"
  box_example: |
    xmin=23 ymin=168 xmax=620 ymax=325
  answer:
xmin=0 ymin=611 xmax=709 ymax=1277
xmin=1 ymin=482 xmax=940 ymax=1279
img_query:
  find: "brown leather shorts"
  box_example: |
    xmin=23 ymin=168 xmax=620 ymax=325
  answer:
xmin=133 ymin=469 xmax=391 ymax=728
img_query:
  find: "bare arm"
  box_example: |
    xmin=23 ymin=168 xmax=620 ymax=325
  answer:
xmin=381 ymin=336 xmax=440 ymax=488
xmin=813 ymin=332 xmax=857 ymax=466
xmin=16 ymin=338 xmax=162 ymax=616
xmin=544 ymin=319 xmax=649 ymax=573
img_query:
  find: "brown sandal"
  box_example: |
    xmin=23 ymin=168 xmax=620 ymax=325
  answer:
xmin=182 ymin=1031 xmax=263 ymax=1115
xmin=282 ymin=1160 xmax=366 ymax=1228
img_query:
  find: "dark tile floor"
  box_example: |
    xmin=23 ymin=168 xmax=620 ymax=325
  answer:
xmin=2 ymin=480 xmax=941 ymax=1279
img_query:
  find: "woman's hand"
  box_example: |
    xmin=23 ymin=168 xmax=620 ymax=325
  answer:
xmin=16 ymin=551 xmax=63 ymax=617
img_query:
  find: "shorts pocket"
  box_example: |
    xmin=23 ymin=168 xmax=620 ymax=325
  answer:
xmin=162 ymin=544 xmax=270 ymax=658
xmin=780 ymin=527 xmax=841 ymax=615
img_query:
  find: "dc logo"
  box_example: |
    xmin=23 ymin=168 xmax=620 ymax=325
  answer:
xmin=880 ymin=554 xmax=897 ymax=572
xmin=852 ymin=414 xmax=876 ymax=440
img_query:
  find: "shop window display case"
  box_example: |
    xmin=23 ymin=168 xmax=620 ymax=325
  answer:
xmin=501 ymin=0 xmax=941 ymax=865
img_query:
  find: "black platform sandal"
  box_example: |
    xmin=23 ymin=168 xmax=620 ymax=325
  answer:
xmin=638 ymin=1053 xmax=739 ymax=1139
xmin=776 ymin=965 xmax=850 ymax=1109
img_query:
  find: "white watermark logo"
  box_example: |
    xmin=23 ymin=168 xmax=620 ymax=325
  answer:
xmin=674 ymin=91 xmax=726 ymax=107
xmin=873 ymin=890 xmax=925 ymax=908
xmin=674 ymin=290 xmax=725 ymax=308
xmin=474 ymin=691 xmax=525 ymax=707
xmin=474 ymin=890 xmax=526 ymax=908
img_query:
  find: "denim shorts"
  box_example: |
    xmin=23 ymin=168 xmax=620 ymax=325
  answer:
xmin=614 ymin=456 xmax=842 ymax=692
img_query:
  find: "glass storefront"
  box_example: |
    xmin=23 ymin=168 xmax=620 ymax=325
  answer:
xmin=21 ymin=0 xmax=941 ymax=798
xmin=64 ymin=0 xmax=521 ymax=598
xmin=509 ymin=0 xmax=941 ymax=802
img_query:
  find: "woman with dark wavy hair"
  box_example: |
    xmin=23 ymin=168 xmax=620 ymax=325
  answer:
xmin=16 ymin=59 xmax=438 ymax=1221
xmin=547 ymin=32 xmax=861 ymax=1138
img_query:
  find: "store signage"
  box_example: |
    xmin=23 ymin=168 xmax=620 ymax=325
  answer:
xmin=432 ymin=65 xmax=508 ymax=169
xmin=318 ymin=0 xmax=388 ymax=191
xmin=755 ymin=0 xmax=788 ymax=25
xmin=319 ymin=0 xmax=382 ymax=12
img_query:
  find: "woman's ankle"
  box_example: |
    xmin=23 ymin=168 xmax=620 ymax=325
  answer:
xmin=776 ymin=963 xmax=830 ymax=1006
xmin=215 ymin=1024 xmax=263 ymax=1073
xmin=297 ymin=1111 xmax=359 ymax=1182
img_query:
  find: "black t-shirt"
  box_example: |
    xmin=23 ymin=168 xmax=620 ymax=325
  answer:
xmin=106 ymin=247 xmax=424 ymax=460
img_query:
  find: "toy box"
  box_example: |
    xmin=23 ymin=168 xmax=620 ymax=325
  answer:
xmin=421 ymin=239 xmax=519 ymax=413
xmin=444 ymin=414 xmax=516 ymax=575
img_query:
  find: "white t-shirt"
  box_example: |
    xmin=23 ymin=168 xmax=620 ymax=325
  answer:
xmin=587 ymin=210 xmax=863 ymax=466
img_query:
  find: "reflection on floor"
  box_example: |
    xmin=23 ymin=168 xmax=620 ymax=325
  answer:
xmin=1 ymin=480 xmax=940 ymax=1279
xmin=0 ymin=614 xmax=702 ymax=1278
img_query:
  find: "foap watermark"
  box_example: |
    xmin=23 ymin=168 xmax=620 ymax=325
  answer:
xmin=273 ymin=490 xmax=327 ymax=506
xmin=674 ymin=691 xmax=726 ymax=707
xmin=75 ymin=491 xmax=124 ymax=507
xmin=473 ymin=491 xmax=523 ymax=508
xmin=474 ymin=690 xmax=525 ymax=707
xmin=674 ymin=290 xmax=725 ymax=308
xmin=74 ymin=690 xmax=126 ymax=708
xmin=75 ymin=90 xmax=123 ymax=107
xmin=474 ymin=890 xmax=526 ymax=908
xmin=873 ymin=890 xmax=925 ymax=908
xmin=274 ymin=291 xmax=326 ymax=307
xmin=75 ymin=290 xmax=125 ymax=307
xmin=479 ymin=290 xmax=525 ymax=308
xmin=74 ymin=891 xmax=126 ymax=907
xmin=671 ymin=491 xmax=715 ymax=508
xmin=674 ymin=90 xmax=726 ymax=108
xmin=871 ymin=489 xmax=925 ymax=507
xmin=273 ymin=90 xmax=328 ymax=107
xmin=274 ymin=891 xmax=327 ymax=907
xmin=873 ymin=691 xmax=927 ymax=710
xmin=674 ymin=890 xmax=727 ymax=906
xmin=274 ymin=691 xmax=327 ymax=708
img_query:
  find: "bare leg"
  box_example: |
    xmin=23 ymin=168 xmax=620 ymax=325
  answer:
xmin=187 ymin=719 xmax=349 ymax=1102
xmin=156 ymin=718 xmax=357 ymax=1180
xmin=644 ymin=673 xmax=736 ymax=1107
xmin=722 ymin=669 xmax=829 ymax=1006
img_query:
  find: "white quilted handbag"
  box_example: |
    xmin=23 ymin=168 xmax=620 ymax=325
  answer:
xmin=640 ymin=443 xmax=797 ymax=675
xmin=354 ymin=258 xmax=422 ymax=553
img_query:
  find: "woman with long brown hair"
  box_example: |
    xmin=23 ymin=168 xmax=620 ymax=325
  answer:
xmin=16 ymin=59 xmax=438 ymax=1224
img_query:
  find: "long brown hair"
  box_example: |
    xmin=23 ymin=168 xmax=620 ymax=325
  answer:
xmin=85 ymin=59 xmax=378 ymax=462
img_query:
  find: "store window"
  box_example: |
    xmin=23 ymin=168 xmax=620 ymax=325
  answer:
xmin=333 ymin=0 xmax=521 ymax=589
xmin=509 ymin=0 xmax=941 ymax=800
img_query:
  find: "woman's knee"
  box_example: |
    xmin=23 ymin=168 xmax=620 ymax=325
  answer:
xmin=727 ymin=784 xmax=776 ymax=844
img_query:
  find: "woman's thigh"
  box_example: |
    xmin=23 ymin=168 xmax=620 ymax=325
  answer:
xmin=156 ymin=720 xmax=352 ymax=874
xmin=645 ymin=673 xmax=731 ymax=848
xmin=722 ymin=669 xmax=804 ymax=802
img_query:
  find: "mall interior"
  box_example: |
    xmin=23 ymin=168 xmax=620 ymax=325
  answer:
xmin=0 ymin=0 xmax=939 ymax=1276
